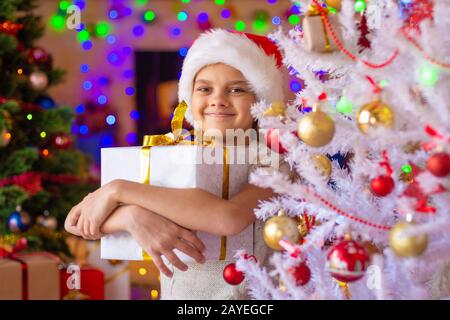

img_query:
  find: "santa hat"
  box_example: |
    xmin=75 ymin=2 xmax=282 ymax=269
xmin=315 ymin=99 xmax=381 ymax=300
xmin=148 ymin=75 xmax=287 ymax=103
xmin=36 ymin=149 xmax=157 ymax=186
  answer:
xmin=178 ymin=28 xmax=285 ymax=125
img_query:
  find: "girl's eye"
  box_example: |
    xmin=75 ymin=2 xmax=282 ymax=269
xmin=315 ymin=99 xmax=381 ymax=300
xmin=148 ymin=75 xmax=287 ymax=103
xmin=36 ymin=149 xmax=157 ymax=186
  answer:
xmin=230 ymin=88 xmax=246 ymax=93
xmin=196 ymin=87 xmax=210 ymax=93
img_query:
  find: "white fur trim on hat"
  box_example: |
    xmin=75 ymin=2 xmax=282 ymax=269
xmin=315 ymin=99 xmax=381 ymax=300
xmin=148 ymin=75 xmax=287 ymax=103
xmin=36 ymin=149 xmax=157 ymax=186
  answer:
xmin=178 ymin=29 xmax=284 ymax=125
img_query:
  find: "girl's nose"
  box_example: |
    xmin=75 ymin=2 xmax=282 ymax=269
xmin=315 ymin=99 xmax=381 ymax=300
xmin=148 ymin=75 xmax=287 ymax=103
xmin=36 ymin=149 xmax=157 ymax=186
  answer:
xmin=209 ymin=91 xmax=228 ymax=107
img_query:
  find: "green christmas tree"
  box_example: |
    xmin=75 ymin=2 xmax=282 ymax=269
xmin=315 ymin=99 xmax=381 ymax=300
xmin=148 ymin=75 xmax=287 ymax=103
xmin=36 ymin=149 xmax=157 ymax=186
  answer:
xmin=0 ymin=0 xmax=97 ymax=259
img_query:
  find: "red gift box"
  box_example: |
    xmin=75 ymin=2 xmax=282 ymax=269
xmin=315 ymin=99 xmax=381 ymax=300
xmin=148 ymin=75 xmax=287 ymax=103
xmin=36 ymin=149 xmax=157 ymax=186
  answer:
xmin=60 ymin=265 xmax=105 ymax=300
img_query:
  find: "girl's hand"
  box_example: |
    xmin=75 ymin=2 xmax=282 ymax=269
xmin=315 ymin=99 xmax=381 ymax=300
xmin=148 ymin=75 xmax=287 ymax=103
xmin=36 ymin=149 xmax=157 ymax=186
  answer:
xmin=64 ymin=180 xmax=122 ymax=240
xmin=124 ymin=205 xmax=206 ymax=277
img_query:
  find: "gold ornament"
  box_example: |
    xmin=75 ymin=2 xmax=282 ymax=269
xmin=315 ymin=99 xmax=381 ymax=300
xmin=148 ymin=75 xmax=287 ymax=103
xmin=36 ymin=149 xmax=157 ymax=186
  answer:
xmin=312 ymin=154 xmax=332 ymax=178
xmin=263 ymin=213 xmax=301 ymax=251
xmin=297 ymin=109 xmax=335 ymax=147
xmin=389 ymin=221 xmax=428 ymax=257
xmin=263 ymin=101 xmax=286 ymax=117
xmin=325 ymin=0 xmax=341 ymax=11
xmin=356 ymin=100 xmax=394 ymax=134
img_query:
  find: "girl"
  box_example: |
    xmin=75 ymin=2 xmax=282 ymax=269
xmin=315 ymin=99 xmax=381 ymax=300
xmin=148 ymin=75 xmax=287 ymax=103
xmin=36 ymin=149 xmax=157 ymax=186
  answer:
xmin=65 ymin=29 xmax=287 ymax=299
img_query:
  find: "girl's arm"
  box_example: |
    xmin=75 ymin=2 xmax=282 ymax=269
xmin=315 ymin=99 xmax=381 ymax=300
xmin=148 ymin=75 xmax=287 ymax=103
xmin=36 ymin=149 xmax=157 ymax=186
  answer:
xmin=110 ymin=179 xmax=275 ymax=236
xmin=65 ymin=204 xmax=206 ymax=277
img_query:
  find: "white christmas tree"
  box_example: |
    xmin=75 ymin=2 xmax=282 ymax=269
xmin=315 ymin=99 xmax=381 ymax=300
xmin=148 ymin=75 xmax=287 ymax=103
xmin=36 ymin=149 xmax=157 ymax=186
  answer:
xmin=235 ymin=0 xmax=450 ymax=300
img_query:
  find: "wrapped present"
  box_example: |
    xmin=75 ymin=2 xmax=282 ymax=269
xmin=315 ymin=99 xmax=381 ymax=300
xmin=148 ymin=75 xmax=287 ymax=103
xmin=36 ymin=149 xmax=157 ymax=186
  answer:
xmin=302 ymin=5 xmax=343 ymax=52
xmin=0 ymin=259 xmax=22 ymax=299
xmin=101 ymin=101 xmax=254 ymax=263
xmin=0 ymin=252 xmax=60 ymax=300
xmin=60 ymin=265 xmax=105 ymax=300
xmin=66 ymin=236 xmax=128 ymax=299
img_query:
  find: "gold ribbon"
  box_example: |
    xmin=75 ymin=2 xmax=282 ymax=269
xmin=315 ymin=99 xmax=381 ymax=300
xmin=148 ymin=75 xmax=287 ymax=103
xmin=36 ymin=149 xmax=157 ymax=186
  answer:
xmin=139 ymin=101 xmax=229 ymax=261
xmin=307 ymin=5 xmax=332 ymax=52
xmin=219 ymin=147 xmax=229 ymax=260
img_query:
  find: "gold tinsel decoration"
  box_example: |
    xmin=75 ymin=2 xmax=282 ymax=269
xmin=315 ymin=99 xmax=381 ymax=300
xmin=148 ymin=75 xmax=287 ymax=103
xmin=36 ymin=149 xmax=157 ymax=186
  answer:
xmin=297 ymin=213 xmax=318 ymax=238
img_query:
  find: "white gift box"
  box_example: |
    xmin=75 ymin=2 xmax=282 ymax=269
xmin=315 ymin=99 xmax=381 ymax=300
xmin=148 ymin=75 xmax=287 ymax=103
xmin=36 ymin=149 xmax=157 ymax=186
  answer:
xmin=302 ymin=14 xmax=343 ymax=52
xmin=100 ymin=145 xmax=253 ymax=263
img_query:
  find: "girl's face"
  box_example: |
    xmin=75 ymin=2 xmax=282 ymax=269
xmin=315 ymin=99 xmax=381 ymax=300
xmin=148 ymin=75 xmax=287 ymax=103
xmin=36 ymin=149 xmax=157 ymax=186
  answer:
xmin=191 ymin=63 xmax=256 ymax=136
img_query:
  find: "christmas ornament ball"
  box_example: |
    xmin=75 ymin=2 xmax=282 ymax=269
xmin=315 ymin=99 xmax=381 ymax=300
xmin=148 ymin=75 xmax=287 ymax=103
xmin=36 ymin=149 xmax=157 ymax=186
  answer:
xmin=370 ymin=175 xmax=394 ymax=197
xmin=29 ymin=71 xmax=48 ymax=91
xmin=53 ymin=134 xmax=73 ymax=150
xmin=297 ymin=110 xmax=335 ymax=147
xmin=389 ymin=221 xmax=428 ymax=257
xmin=263 ymin=215 xmax=301 ymax=251
xmin=426 ymin=152 xmax=450 ymax=177
xmin=326 ymin=239 xmax=370 ymax=283
xmin=28 ymin=47 xmax=48 ymax=64
xmin=289 ymin=262 xmax=311 ymax=286
xmin=7 ymin=208 xmax=32 ymax=233
xmin=356 ymin=100 xmax=394 ymax=134
xmin=313 ymin=154 xmax=332 ymax=178
xmin=223 ymin=263 xmax=244 ymax=285
xmin=36 ymin=214 xmax=58 ymax=230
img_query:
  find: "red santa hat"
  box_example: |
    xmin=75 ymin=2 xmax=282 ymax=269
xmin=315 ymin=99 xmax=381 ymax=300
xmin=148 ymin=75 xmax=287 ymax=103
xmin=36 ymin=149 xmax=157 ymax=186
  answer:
xmin=178 ymin=28 xmax=285 ymax=125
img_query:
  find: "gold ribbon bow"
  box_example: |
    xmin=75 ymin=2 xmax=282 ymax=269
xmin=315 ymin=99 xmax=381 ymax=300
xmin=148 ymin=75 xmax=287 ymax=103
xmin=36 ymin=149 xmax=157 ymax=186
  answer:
xmin=140 ymin=101 xmax=229 ymax=261
xmin=140 ymin=101 xmax=193 ymax=185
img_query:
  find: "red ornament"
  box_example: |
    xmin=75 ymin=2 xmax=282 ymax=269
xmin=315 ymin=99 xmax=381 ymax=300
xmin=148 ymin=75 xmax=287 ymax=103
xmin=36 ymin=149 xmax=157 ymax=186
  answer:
xmin=326 ymin=239 xmax=370 ymax=283
xmin=28 ymin=47 xmax=48 ymax=64
xmin=289 ymin=262 xmax=311 ymax=286
xmin=223 ymin=263 xmax=245 ymax=285
xmin=13 ymin=237 xmax=28 ymax=252
xmin=426 ymin=152 xmax=450 ymax=177
xmin=53 ymin=134 xmax=73 ymax=150
xmin=265 ymin=128 xmax=288 ymax=154
xmin=370 ymin=175 xmax=394 ymax=197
